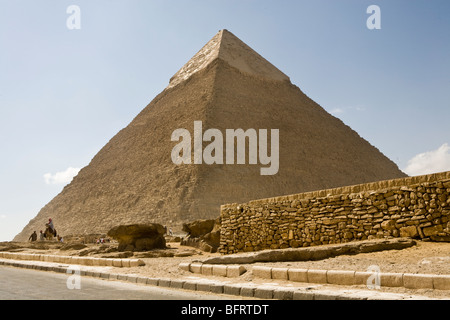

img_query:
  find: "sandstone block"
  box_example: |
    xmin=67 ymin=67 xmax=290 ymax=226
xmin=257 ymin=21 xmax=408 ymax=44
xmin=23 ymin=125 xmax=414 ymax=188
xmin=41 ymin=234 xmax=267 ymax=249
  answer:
xmin=271 ymin=267 xmax=288 ymax=280
xmin=292 ymin=290 xmax=315 ymax=300
xmin=112 ymin=259 xmax=122 ymax=267
xmin=314 ymin=291 xmax=338 ymax=300
xmin=252 ymin=266 xmax=272 ymax=279
xmin=209 ymin=283 xmax=224 ymax=294
xmin=224 ymin=284 xmax=241 ymax=296
xmin=70 ymin=256 xmax=81 ymax=265
xmin=288 ymin=268 xmax=308 ymax=282
xmin=380 ymin=272 xmax=403 ymax=287
xmin=129 ymin=259 xmax=144 ymax=267
xmin=121 ymin=259 xmax=131 ymax=268
xmin=212 ymin=265 xmax=228 ymax=277
xmin=381 ymin=220 xmax=396 ymax=231
xmin=307 ymin=269 xmax=327 ymax=284
xmin=227 ymin=265 xmax=246 ymax=277
xmin=91 ymin=258 xmax=101 ymax=266
xmin=273 ymin=289 xmax=293 ymax=300
xmin=63 ymin=256 xmax=72 ymax=264
xmin=240 ymin=286 xmax=256 ymax=297
xmin=403 ymin=273 xmax=434 ymax=289
xmin=182 ymin=281 xmax=197 ymax=291
xmin=178 ymin=262 xmax=190 ymax=272
xmin=196 ymin=282 xmax=212 ymax=292
xmin=158 ymin=279 xmax=171 ymax=287
xmin=254 ymin=286 xmax=274 ymax=299
xmin=189 ymin=262 xmax=203 ymax=274
xmin=136 ymin=276 xmax=148 ymax=284
xmin=126 ymin=275 xmax=138 ymax=283
xmin=201 ymin=264 xmax=213 ymax=276
xmin=423 ymin=225 xmax=443 ymax=237
xmin=400 ymin=226 xmax=418 ymax=238
xmin=170 ymin=280 xmax=185 ymax=289
xmin=327 ymin=270 xmax=355 ymax=285
xmin=432 ymin=275 xmax=450 ymax=290
xmin=147 ymin=278 xmax=159 ymax=286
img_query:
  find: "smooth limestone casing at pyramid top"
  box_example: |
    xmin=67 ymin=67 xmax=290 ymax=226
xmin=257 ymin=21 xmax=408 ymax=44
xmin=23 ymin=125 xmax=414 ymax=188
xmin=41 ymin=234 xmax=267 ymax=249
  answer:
xmin=14 ymin=30 xmax=406 ymax=241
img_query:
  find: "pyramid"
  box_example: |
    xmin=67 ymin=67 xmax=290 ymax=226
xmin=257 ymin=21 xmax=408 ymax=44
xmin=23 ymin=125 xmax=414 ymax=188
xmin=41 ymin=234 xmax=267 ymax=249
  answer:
xmin=14 ymin=30 xmax=406 ymax=241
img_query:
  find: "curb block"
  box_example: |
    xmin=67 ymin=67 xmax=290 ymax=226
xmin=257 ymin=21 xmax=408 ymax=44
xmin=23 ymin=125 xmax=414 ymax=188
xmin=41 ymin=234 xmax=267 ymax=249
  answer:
xmin=180 ymin=262 xmax=247 ymax=278
xmin=180 ymin=261 xmax=450 ymax=292
xmin=403 ymin=273 xmax=434 ymax=289
xmin=327 ymin=270 xmax=356 ymax=286
xmin=248 ymin=265 xmax=450 ymax=291
xmin=252 ymin=266 xmax=272 ymax=279
xmin=212 ymin=265 xmax=228 ymax=277
xmin=307 ymin=269 xmax=328 ymax=284
xmin=0 ymin=252 xmax=144 ymax=268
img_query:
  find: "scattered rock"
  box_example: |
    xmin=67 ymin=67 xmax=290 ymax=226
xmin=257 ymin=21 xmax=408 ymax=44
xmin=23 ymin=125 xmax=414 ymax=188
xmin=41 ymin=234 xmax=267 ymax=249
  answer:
xmin=165 ymin=235 xmax=182 ymax=243
xmin=400 ymin=226 xmax=419 ymax=238
xmin=101 ymin=251 xmax=134 ymax=259
xmin=182 ymin=219 xmax=216 ymax=237
xmin=107 ymin=223 xmax=166 ymax=252
xmin=181 ymin=218 xmax=220 ymax=253
xmin=60 ymin=242 xmax=87 ymax=251
xmin=199 ymin=238 xmax=416 ymax=264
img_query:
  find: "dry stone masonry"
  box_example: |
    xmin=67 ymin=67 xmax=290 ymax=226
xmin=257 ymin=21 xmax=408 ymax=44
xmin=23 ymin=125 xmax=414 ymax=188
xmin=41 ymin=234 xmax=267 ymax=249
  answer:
xmin=219 ymin=171 xmax=450 ymax=254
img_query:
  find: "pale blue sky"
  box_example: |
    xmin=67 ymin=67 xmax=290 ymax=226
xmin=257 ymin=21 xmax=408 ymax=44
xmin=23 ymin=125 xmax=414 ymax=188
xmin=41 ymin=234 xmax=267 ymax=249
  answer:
xmin=1 ymin=0 xmax=449 ymax=241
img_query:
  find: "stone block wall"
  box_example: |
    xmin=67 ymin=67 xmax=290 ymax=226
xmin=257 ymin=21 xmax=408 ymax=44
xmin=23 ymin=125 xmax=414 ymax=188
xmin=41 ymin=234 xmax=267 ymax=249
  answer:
xmin=219 ymin=171 xmax=450 ymax=254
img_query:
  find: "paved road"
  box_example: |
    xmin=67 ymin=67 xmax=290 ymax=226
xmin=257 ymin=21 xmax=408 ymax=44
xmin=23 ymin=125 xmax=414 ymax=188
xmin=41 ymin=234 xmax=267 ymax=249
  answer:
xmin=0 ymin=265 xmax=240 ymax=300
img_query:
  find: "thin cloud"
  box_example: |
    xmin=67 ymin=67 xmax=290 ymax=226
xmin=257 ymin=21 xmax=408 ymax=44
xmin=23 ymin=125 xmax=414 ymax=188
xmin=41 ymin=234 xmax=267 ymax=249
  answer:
xmin=403 ymin=143 xmax=450 ymax=176
xmin=329 ymin=106 xmax=366 ymax=116
xmin=330 ymin=108 xmax=344 ymax=115
xmin=44 ymin=167 xmax=81 ymax=185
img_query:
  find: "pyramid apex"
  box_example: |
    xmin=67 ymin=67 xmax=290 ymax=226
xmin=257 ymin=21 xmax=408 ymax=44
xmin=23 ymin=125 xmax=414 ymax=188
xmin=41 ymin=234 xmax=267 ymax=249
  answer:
xmin=167 ymin=30 xmax=290 ymax=89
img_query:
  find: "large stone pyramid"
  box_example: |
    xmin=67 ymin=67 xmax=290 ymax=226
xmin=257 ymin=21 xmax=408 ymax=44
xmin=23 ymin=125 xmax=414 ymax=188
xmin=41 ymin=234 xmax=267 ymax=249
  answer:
xmin=14 ymin=30 xmax=406 ymax=241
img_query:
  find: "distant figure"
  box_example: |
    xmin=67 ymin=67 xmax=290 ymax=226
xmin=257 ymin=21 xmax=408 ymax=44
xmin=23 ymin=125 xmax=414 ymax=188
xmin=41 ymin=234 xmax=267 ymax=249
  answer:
xmin=44 ymin=218 xmax=57 ymax=240
xmin=47 ymin=218 xmax=55 ymax=232
xmin=29 ymin=231 xmax=37 ymax=242
xmin=39 ymin=230 xmax=45 ymax=241
xmin=169 ymin=228 xmax=173 ymax=236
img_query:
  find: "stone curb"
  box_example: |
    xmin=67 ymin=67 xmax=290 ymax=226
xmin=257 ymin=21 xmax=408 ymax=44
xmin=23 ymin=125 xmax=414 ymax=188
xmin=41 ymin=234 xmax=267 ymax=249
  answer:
xmin=250 ymin=266 xmax=450 ymax=291
xmin=180 ymin=262 xmax=247 ymax=278
xmin=0 ymin=258 xmax=440 ymax=300
xmin=180 ymin=262 xmax=450 ymax=291
xmin=0 ymin=252 xmax=145 ymax=268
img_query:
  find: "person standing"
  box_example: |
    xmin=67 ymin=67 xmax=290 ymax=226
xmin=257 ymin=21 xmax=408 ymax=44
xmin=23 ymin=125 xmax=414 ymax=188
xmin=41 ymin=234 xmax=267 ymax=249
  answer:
xmin=28 ymin=231 xmax=37 ymax=242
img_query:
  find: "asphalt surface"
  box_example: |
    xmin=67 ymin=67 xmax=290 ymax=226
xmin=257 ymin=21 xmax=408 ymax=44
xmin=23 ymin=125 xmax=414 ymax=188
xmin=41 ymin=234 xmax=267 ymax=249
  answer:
xmin=0 ymin=265 xmax=241 ymax=300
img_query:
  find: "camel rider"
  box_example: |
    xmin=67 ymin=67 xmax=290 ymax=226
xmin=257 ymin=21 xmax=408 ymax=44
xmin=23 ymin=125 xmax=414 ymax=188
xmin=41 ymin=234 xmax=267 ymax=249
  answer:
xmin=47 ymin=218 xmax=55 ymax=232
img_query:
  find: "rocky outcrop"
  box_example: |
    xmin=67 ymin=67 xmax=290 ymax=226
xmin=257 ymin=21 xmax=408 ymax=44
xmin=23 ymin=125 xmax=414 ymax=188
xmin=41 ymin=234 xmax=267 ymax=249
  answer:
xmin=181 ymin=219 xmax=220 ymax=253
xmin=107 ymin=224 xmax=166 ymax=252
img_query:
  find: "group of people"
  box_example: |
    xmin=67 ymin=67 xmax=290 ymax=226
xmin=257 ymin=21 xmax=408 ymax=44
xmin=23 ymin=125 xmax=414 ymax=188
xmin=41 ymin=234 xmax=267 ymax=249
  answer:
xmin=28 ymin=218 xmax=62 ymax=242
